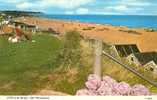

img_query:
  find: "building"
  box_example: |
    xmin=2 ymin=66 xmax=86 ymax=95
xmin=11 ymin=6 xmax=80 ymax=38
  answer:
xmin=110 ymin=44 xmax=140 ymax=57
xmin=9 ymin=21 xmax=37 ymax=33
xmin=143 ymin=61 xmax=157 ymax=74
xmin=127 ymin=52 xmax=157 ymax=73
xmin=127 ymin=52 xmax=157 ymax=66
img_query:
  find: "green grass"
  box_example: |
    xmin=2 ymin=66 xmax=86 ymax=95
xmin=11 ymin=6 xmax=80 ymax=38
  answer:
xmin=48 ymin=39 xmax=157 ymax=95
xmin=0 ymin=34 xmax=61 ymax=95
xmin=0 ymin=33 xmax=157 ymax=95
xmin=40 ymin=39 xmax=94 ymax=95
xmin=101 ymin=53 xmax=157 ymax=93
xmin=0 ymin=32 xmax=92 ymax=95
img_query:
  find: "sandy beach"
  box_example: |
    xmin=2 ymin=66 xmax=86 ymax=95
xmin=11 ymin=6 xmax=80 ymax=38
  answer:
xmin=18 ymin=17 xmax=157 ymax=53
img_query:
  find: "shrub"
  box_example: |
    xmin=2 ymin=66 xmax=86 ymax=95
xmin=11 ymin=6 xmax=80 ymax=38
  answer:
xmin=57 ymin=30 xmax=82 ymax=68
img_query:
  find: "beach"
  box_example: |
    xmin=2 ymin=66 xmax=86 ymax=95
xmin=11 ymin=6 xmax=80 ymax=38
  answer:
xmin=18 ymin=17 xmax=157 ymax=53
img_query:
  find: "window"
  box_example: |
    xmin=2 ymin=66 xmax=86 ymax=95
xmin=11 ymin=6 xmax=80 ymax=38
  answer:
xmin=131 ymin=57 xmax=134 ymax=61
xmin=150 ymin=67 xmax=154 ymax=71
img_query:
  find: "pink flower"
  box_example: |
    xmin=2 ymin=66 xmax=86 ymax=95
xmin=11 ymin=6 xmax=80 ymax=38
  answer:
xmin=102 ymin=76 xmax=118 ymax=89
xmin=114 ymin=82 xmax=131 ymax=95
xmin=130 ymin=84 xmax=150 ymax=96
xmin=75 ymin=74 xmax=154 ymax=96
xmin=96 ymin=81 xmax=112 ymax=96
xmin=85 ymin=74 xmax=101 ymax=90
xmin=102 ymin=76 xmax=116 ymax=83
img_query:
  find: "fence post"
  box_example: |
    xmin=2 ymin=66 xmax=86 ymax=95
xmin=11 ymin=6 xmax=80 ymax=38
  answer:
xmin=94 ymin=39 xmax=102 ymax=78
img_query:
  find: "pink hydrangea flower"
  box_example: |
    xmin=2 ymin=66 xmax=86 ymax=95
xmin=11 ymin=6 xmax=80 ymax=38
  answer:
xmin=85 ymin=74 xmax=101 ymax=90
xmin=114 ymin=82 xmax=131 ymax=95
xmin=102 ymin=76 xmax=118 ymax=89
xmin=96 ymin=81 xmax=112 ymax=95
xmin=130 ymin=84 xmax=150 ymax=96
xmin=76 ymin=74 xmax=154 ymax=96
xmin=102 ymin=76 xmax=117 ymax=83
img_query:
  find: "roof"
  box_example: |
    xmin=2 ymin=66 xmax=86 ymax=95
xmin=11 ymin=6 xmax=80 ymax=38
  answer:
xmin=9 ymin=21 xmax=36 ymax=27
xmin=114 ymin=44 xmax=140 ymax=57
xmin=133 ymin=52 xmax=157 ymax=65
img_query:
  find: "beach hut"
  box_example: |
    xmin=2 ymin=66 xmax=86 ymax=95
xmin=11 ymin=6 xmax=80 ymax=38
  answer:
xmin=126 ymin=53 xmax=141 ymax=66
xmin=126 ymin=52 xmax=157 ymax=71
xmin=143 ymin=61 xmax=157 ymax=74
xmin=110 ymin=44 xmax=140 ymax=57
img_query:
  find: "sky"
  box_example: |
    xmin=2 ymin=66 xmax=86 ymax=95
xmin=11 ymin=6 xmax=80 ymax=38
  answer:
xmin=0 ymin=0 xmax=157 ymax=15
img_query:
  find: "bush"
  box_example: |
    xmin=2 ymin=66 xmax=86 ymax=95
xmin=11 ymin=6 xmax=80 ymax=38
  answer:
xmin=57 ymin=30 xmax=82 ymax=68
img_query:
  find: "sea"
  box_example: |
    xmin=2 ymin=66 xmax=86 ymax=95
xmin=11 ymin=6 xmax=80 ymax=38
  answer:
xmin=38 ymin=14 xmax=157 ymax=29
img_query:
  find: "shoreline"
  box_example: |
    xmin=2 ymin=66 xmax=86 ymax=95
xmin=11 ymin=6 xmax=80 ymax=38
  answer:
xmin=17 ymin=16 xmax=157 ymax=53
xmin=37 ymin=15 xmax=157 ymax=30
xmin=22 ymin=15 xmax=157 ymax=30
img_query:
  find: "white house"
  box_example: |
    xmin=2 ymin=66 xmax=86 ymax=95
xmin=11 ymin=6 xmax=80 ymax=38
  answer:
xmin=144 ymin=61 xmax=157 ymax=74
xmin=126 ymin=52 xmax=157 ymax=73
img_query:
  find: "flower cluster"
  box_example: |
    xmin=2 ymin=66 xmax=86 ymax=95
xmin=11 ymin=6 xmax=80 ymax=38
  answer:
xmin=76 ymin=74 xmax=154 ymax=96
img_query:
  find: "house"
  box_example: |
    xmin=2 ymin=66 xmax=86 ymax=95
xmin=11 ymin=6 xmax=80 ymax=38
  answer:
xmin=9 ymin=21 xmax=37 ymax=33
xmin=126 ymin=53 xmax=141 ymax=66
xmin=126 ymin=52 xmax=157 ymax=73
xmin=143 ymin=61 xmax=157 ymax=74
xmin=26 ymin=24 xmax=37 ymax=33
xmin=110 ymin=44 xmax=140 ymax=57
xmin=127 ymin=52 xmax=157 ymax=66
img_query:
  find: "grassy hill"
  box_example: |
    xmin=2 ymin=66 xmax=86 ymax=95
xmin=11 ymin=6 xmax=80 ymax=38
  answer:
xmin=0 ymin=31 xmax=157 ymax=95
xmin=0 ymin=34 xmax=61 ymax=95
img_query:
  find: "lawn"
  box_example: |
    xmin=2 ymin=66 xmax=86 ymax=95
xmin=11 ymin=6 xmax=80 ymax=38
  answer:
xmin=0 ymin=34 xmax=61 ymax=95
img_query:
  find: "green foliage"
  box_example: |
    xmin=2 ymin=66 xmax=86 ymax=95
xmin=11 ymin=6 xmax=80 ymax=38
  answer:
xmin=102 ymin=49 xmax=157 ymax=93
xmin=48 ymin=66 xmax=92 ymax=95
xmin=0 ymin=34 xmax=61 ymax=95
xmin=1 ymin=30 xmax=157 ymax=95
xmin=0 ymin=11 xmax=42 ymax=17
xmin=0 ymin=16 xmax=2 ymax=22
xmin=57 ymin=30 xmax=82 ymax=68
xmin=43 ymin=38 xmax=94 ymax=95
